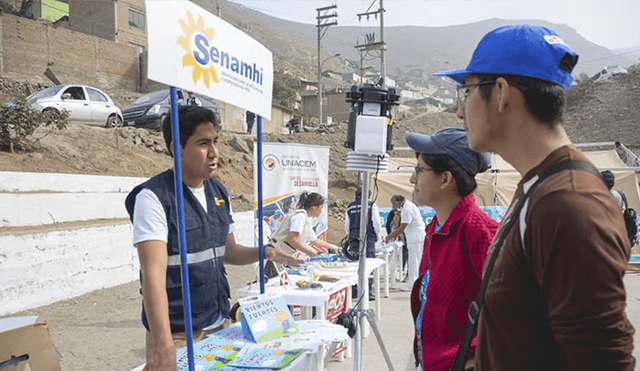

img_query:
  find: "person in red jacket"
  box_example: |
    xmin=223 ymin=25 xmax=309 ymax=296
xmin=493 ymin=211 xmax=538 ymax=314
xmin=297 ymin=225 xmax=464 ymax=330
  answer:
xmin=405 ymin=128 xmax=498 ymax=371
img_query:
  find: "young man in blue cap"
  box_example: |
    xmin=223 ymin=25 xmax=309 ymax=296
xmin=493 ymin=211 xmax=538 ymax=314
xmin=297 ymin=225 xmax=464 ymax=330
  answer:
xmin=405 ymin=128 xmax=498 ymax=371
xmin=435 ymin=24 xmax=634 ymax=370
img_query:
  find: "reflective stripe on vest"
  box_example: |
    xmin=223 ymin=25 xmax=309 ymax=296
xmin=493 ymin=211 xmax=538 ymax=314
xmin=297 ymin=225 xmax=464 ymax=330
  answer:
xmin=166 ymin=245 xmax=226 ymax=266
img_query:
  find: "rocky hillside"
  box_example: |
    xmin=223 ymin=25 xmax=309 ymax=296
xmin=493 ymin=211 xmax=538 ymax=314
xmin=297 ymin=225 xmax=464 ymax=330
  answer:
xmin=564 ymin=65 xmax=640 ymax=146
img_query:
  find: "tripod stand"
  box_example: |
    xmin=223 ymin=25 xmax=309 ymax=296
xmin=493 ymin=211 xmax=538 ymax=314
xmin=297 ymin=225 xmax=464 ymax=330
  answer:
xmin=352 ymin=169 xmax=396 ymax=371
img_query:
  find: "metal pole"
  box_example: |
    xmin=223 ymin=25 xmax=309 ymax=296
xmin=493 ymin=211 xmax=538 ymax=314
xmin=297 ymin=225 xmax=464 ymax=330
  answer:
xmin=315 ymin=5 xmax=336 ymax=125
xmin=354 ymin=170 xmax=370 ymax=371
xmin=364 ymin=310 xmax=396 ymax=371
xmin=360 ymin=53 xmax=364 ymax=84
xmin=317 ymin=26 xmax=323 ymax=125
xmin=169 ymin=86 xmax=195 ymax=371
xmin=257 ymin=115 xmax=265 ymax=293
xmin=379 ymin=0 xmax=386 ymax=88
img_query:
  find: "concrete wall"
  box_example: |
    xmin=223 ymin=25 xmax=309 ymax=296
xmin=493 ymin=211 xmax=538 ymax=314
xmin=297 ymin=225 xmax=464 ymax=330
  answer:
xmin=68 ymin=0 xmax=116 ymax=41
xmin=1 ymin=12 xmax=138 ymax=91
xmin=301 ymin=90 xmax=350 ymax=123
xmin=216 ymin=101 xmax=290 ymax=135
xmin=1 ymin=223 xmax=139 ymax=315
xmin=0 ymin=171 xmax=258 ymax=316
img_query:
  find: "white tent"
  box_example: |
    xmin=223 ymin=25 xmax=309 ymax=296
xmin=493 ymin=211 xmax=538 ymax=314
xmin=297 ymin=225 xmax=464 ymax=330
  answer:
xmin=373 ymin=148 xmax=640 ymax=210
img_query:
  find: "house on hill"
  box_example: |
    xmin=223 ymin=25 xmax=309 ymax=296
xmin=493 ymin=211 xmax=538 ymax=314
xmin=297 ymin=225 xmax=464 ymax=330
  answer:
xmin=300 ymin=88 xmax=351 ymax=123
xmin=67 ymin=0 xmax=147 ymax=53
xmin=19 ymin=0 xmax=69 ymax=22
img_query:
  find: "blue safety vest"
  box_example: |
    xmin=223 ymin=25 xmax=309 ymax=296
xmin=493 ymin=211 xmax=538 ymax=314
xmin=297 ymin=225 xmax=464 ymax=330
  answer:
xmin=347 ymin=199 xmax=377 ymax=241
xmin=125 ymin=170 xmax=231 ymax=333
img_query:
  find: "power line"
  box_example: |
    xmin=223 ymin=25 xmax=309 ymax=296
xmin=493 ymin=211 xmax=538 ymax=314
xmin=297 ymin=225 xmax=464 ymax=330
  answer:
xmin=235 ymin=2 xmax=316 ymax=24
xmin=579 ymin=48 xmax=640 ymax=65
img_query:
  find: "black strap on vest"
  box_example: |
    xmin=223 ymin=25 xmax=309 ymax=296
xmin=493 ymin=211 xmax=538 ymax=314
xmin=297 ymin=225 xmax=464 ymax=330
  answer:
xmin=451 ymin=161 xmax=601 ymax=371
xmin=618 ymin=190 xmax=629 ymax=210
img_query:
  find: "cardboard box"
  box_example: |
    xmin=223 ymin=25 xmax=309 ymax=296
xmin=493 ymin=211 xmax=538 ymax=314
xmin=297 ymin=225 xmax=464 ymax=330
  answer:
xmin=0 ymin=316 xmax=60 ymax=371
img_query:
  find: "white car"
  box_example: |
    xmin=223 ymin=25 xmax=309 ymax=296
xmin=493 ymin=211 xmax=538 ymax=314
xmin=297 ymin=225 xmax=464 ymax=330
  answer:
xmin=590 ymin=66 xmax=628 ymax=82
xmin=25 ymin=85 xmax=123 ymax=128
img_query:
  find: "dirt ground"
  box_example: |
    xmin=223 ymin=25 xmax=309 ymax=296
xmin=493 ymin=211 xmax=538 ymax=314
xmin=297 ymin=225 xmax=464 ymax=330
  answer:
xmin=2 ymin=66 xmax=640 ymax=370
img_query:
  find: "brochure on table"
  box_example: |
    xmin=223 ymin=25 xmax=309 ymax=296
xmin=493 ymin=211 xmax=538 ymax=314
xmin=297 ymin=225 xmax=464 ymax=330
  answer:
xmin=229 ymin=348 xmax=304 ymax=369
xmin=174 ymin=325 xmax=304 ymax=371
xmin=239 ymin=293 xmax=299 ymax=343
xmin=170 ymin=321 xmax=349 ymax=371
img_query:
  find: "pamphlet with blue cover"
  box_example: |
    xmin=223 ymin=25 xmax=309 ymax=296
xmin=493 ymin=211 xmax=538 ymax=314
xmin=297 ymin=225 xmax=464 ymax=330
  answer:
xmin=175 ymin=327 xmax=246 ymax=370
xmin=228 ymin=348 xmax=304 ymax=369
xmin=238 ymin=293 xmax=299 ymax=343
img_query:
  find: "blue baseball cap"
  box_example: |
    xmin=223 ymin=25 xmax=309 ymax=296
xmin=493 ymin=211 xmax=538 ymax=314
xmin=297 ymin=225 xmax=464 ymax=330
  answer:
xmin=405 ymin=128 xmax=491 ymax=176
xmin=434 ymin=24 xmax=578 ymax=89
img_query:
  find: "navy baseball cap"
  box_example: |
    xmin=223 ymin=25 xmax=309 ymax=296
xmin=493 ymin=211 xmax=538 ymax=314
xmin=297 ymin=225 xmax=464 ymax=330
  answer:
xmin=434 ymin=24 xmax=579 ymax=89
xmin=405 ymin=128 xmax=491 ymax=176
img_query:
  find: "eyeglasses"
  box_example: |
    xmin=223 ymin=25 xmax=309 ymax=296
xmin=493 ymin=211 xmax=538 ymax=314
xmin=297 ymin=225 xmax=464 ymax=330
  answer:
xmin=456 ymin=80 xmax=497 ymax=108
xmin=413 ymin=166 xmax=435 ymax=177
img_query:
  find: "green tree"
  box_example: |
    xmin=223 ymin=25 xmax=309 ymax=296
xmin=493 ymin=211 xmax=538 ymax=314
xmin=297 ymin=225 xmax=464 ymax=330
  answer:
xmin=0 ymin=98 xmax=69 ymax=153
xmin=272 ymin=73 xmax=299 ymax=108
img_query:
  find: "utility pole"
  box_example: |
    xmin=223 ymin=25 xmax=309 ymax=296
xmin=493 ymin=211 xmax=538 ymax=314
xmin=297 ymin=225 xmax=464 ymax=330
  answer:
xmin=316 ymin=4 xmax=337 ymax=125
xmin=355 ymin=0 xmax=386 ymax=88
xmin=380 ymin=0 xmax=385 ymax=87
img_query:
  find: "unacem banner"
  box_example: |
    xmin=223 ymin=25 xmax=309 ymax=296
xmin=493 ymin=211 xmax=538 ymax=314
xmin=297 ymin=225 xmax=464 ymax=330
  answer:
xmin=254 ymin=143 xmax=330 ymax=242
xmin=145 ymin=0 xmax=274 ymax=119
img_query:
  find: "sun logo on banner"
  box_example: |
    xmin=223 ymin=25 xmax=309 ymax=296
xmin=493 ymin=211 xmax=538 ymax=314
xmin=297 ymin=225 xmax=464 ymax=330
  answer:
xmin=176 ymin=10 xmax=219 ymax=88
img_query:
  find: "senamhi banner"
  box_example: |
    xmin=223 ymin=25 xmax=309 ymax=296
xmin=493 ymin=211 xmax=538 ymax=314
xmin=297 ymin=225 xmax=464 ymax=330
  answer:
xmin=145 ymin=0 xmax=273 ymax=119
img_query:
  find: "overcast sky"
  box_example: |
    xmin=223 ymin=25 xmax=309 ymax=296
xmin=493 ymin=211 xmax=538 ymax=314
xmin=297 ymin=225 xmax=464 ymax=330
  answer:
xmin=229 ymin=0 xmax=640 ymax=50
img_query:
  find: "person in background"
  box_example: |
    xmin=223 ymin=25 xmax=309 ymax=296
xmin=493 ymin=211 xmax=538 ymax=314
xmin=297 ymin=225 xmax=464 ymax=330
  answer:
xmin=436 ymin=24 xmax=634 ymax=370
xmin=405 ymin=128 xmax=498 ymax=371
xmin=245 ymin=110 xmax=256 ymax=135
xmin=186 ymin=91 xmax=201 ymax=106
xmin=125 ymin=105 xmax=303 ymax=371
xmin=287 ymin=116 xmax=300 ymax=134
xmin=344 ymin=187 xmax=382 ymax=300
xmin=386 ymin=207 xmax=408 ymax=283
xmin=602 ymin=170 xmax=627 ymax=210
xmin=268 ymin=191 xmax=340 ymax=258
xmin=383 ymin=194 xmax=426 ymax=291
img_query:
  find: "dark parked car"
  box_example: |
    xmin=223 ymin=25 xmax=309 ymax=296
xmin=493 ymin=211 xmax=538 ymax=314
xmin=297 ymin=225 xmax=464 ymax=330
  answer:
xmin=122 ymin=89 xmax=221 ymax=129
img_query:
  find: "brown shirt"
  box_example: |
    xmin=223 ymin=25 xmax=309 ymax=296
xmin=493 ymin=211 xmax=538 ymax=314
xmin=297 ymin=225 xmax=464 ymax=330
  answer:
xmin=476 ymin=146 xmax=635 ymax=371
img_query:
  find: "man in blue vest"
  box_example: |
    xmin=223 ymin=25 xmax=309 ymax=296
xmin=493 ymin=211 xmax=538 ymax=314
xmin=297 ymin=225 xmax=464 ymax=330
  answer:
xmin=125 ymin=105 xmax=304 ymax=371
xmin=186 ymin=91 xmax=201 ymax=106
xmin=345 ymin=187 xmax=382 ymax=300
xmin=245 ymin=110 xmax=255 ymax=134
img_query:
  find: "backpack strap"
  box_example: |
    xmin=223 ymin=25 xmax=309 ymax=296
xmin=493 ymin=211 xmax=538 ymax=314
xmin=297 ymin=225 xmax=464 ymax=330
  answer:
xmin=618 ymin=190 xmax=629 ymax=210
xmin=451 ymin=161 xmax=601 ymax=371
